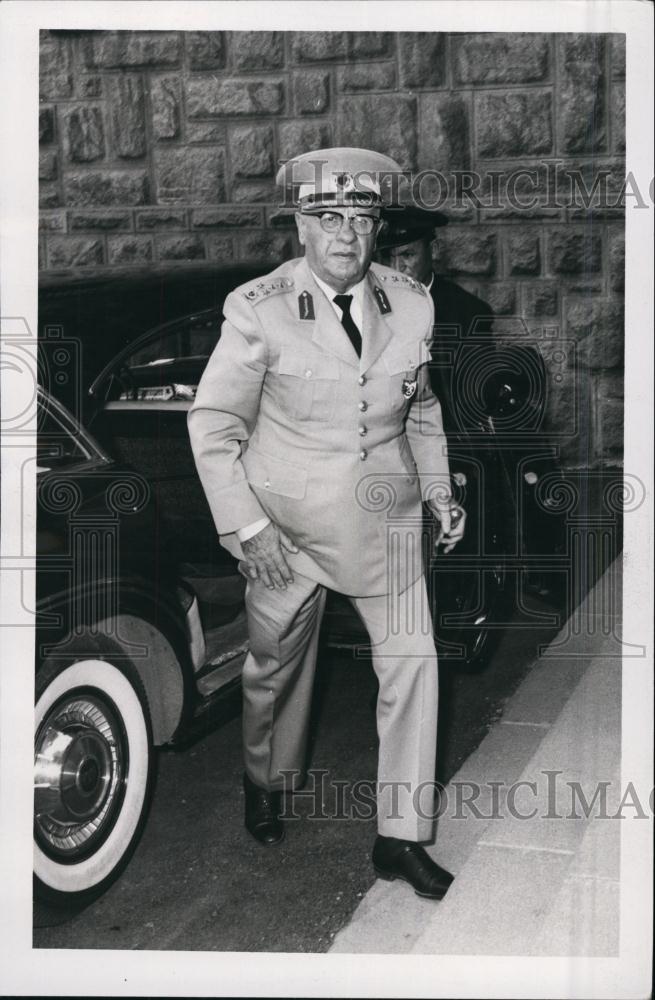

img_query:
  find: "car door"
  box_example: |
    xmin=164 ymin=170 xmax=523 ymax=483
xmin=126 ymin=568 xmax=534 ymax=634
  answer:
xmin=87 ymin=308 xmax=233 ymax=576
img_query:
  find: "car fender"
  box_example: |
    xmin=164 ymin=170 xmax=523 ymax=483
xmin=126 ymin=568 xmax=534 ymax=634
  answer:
xmin=36 ymin=577 xmax=196 ymax=745
xmin=92 ymin=613 xmax=185 ymax=745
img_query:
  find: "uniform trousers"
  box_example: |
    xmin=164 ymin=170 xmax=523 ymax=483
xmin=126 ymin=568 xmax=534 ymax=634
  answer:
xmin=241 ymin=569 xmax=439 ymax=842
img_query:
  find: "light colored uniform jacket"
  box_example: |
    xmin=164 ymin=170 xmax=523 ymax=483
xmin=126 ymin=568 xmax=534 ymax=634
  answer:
xmin=188 ymin=256 xmax=450 ymax=596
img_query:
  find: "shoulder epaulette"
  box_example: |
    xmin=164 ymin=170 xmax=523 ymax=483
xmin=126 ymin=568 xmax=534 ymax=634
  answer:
xmin=243 ymin=276 xmax=295 ymax=304
xmin=373 ymin=270 xmax=427 ymax=296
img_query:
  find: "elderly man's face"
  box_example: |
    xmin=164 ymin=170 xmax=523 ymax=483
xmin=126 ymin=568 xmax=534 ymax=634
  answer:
xmin=296 ymin=209 xmax=380 ymax=293
xmin=386 ymin=238 xmax=434 ymax=286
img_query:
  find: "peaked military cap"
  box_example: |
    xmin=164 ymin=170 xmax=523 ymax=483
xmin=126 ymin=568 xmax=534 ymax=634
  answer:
xmin=276 ymin=147 xmax=404 ymax=211
xmin=377 ymin=204 xmax=449 ymax=250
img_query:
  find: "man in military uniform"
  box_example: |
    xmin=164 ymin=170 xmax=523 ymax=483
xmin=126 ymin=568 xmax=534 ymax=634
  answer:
xmin=188 ymin=148 xmax=465 ymax=899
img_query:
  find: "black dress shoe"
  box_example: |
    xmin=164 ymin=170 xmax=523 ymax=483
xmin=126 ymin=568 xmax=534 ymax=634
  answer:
xmin=243 ymin=772 xmax=284 ymax=846
xmin=372 ymin=836 xmax=454 ymax=899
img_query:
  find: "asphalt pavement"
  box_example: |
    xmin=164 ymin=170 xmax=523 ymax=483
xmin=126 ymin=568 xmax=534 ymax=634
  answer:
xmin=34 ymin=589 xmax=563 ymax=952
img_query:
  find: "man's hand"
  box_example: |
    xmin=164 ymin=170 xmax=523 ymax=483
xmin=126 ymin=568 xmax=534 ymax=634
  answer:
xmin=241 ymin=522 xmax=299 ymax=590
xmin=428 ymin=501 xmax=466 ymax=554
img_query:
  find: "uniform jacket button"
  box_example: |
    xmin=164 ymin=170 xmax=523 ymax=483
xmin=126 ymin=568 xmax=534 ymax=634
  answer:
xmin=359 ymin=449 xmax=368 ymax=461
xmin=358 ymin=375 xmax=366 ymax=386
xmin=358 ymin=401 xmax=368 ymax=412
xmin=358 ymin=426 xmax=367 ymax=436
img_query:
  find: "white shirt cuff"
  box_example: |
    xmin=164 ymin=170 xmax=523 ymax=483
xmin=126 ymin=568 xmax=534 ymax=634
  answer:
xmin=236 ymin=517 xmax=271 ymax=543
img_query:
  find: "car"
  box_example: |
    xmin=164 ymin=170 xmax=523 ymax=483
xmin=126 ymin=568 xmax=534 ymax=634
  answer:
xmin=34 ymin=386 xmax=250 ymax=909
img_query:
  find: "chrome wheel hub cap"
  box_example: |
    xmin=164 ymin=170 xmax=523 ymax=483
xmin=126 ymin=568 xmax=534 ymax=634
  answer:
xmin=34 ymin=693 xmax=126 ymax=860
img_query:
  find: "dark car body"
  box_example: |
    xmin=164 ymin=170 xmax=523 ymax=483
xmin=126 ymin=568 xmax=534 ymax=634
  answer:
xmin=34 ymin=386 xmax=261 ymax=908
xmin=36 ymin=388 xmax=182 ymax=647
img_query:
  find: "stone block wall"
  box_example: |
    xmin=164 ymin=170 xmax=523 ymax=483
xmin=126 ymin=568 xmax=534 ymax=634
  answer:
xmin=39 ymin=30 xmax=626 ymax=469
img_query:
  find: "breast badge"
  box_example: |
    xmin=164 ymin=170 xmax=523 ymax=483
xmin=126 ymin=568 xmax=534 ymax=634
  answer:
xmin=402 ymin=377 xmax=418 ymax=399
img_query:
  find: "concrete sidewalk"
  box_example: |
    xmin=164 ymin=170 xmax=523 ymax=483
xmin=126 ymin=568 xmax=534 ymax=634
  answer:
xmin=330 ymin=558 xmax=625 ymax=956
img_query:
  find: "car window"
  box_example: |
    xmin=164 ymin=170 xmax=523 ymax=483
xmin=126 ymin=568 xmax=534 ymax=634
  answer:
xmin=106 ymin=313 xmax=221 ymax=403
xmin=127 ymin=314 xmax=220 ymax=367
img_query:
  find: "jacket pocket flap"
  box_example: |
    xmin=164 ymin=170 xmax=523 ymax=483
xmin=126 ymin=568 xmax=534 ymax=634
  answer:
xmin=278 ymin=349 xmax=339 ymax=380
xmin=243 ymin=448 xmax=308 ymax=499
xmin=384 ymin=341 xmax=431 ymax=375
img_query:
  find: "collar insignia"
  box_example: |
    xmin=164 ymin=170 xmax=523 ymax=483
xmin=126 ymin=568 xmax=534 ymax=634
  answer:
xmin=298 ymin=290 xmax=315 ymax=320
xmin=373 ymin=285 xmax=392 ymax=315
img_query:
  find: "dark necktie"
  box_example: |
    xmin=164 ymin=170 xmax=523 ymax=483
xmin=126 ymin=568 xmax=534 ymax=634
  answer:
xmin=333 ymin=294 xmax=362 ymax=358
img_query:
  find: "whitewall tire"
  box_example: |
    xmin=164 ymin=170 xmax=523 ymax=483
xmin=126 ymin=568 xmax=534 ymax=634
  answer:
xmin=34 ymin=656 xmax=154 ymax=906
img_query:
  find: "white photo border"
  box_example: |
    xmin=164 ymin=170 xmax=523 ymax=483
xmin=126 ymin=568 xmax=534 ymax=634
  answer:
xmin=1 ymin=2 xmax=652 ymax=997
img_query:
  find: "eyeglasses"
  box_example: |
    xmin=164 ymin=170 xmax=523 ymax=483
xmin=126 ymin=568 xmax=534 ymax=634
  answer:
xmin=306 ymin=211 xmax=380 ymax=236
